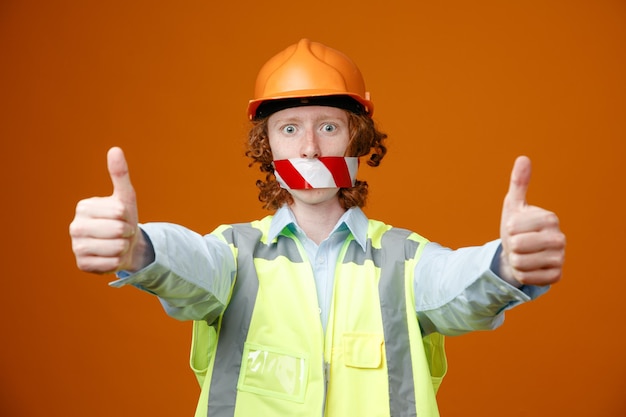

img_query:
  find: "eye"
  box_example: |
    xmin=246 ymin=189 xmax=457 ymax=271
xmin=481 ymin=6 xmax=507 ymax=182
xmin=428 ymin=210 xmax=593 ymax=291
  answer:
xmin=281 ymin=124 xmax=297 ymax=134
xmin=322 ymin=123 xmax=337 ymax=133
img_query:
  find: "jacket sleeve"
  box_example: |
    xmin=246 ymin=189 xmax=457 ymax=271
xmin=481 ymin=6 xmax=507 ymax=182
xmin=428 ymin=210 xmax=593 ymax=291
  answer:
xmin=109 ymin=222 xmax=236 ymax=323
xmin=414 ymin=239 xmax=549 ymax=336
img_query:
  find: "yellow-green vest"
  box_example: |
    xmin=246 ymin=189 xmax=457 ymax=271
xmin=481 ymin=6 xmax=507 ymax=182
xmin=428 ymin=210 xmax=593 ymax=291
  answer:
xmin=190 ymin=216 xmax=447 ymax=417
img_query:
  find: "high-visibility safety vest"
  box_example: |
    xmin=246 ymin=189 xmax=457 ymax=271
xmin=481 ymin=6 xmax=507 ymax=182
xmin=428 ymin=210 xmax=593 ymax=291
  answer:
xmin=189 ymin=215 xmax=447 ymax=417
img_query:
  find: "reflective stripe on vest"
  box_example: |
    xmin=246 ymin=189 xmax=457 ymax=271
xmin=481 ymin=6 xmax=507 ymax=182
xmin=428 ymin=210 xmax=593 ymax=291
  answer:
xmin=190 ymin=216 xmax=445 ymax=417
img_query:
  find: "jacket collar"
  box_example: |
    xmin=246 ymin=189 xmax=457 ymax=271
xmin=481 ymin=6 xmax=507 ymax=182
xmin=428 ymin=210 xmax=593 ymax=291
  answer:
xmin=268 ymin=205 xmax=368 ymax=252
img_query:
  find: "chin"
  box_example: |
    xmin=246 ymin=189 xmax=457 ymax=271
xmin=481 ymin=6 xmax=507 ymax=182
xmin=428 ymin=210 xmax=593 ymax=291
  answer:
xmin=289 ymin=188 xmax=340 ymax=206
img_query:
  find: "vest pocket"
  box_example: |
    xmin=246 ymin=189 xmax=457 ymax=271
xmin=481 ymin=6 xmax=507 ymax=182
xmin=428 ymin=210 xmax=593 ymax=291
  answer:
xmin=342 ymin=333 xmax=384 ymax=368
xmin=190 ymin=321 xmax=217 ymax=387
xmin=237 ymin=342 xmax=309 ymax=403
xmin=422 ymin=332 xmax=447 ymax=394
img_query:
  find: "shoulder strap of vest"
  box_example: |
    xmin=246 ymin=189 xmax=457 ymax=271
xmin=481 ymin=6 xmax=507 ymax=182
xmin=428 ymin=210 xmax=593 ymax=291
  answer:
xmin=189 ymin=218 xmax=272 ymax=387
xmin=367 ymin=219 xmax=447 ymax=394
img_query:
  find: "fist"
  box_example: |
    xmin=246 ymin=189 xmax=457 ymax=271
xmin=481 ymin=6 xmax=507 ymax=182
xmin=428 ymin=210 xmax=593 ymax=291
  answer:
xmin=499 ymin=156 xmax=566 ymax=286
xmin=69 ymin=147 xmax=148 ymax=274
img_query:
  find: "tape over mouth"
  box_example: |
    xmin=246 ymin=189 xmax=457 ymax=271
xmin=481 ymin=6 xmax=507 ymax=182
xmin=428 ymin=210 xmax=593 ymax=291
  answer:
xmin=273 ymin=157 xmax=359 ymax=189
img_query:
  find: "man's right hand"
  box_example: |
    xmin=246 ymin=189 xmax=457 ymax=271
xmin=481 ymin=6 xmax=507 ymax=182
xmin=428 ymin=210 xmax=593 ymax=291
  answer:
xmin=70 ymin=147 xmax=153 ymax=274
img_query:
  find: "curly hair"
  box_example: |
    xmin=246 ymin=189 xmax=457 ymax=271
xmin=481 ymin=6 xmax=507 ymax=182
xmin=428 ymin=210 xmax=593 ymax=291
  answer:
xmin=245 ymin=110 xmax=387 ymax=211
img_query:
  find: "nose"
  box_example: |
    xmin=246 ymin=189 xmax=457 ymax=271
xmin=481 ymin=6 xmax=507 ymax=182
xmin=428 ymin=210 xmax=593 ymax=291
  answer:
xmin=300 ymin=129 xmax=321 ymax=159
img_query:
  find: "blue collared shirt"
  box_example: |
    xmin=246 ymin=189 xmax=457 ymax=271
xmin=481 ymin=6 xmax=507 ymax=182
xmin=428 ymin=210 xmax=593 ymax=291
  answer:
xmin=112 ymin=205 xmax=545 ymax=336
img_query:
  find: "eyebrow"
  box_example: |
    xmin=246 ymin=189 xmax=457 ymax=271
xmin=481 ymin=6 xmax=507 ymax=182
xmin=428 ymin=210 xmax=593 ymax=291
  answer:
xmin=270 ymin=112 xmax=348 ymax=127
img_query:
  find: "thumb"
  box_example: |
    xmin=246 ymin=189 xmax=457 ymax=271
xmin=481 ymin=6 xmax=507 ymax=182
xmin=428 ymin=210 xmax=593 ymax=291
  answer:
xmin=504 ymin=155 xmax=531 ymax=211
xmin=107 ymin=146 xmax=136 ymax=204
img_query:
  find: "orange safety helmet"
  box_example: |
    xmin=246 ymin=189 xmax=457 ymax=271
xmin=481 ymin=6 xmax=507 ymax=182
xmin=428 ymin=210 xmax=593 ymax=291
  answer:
xmin=247 ymin=39 xmax=373 ymax=120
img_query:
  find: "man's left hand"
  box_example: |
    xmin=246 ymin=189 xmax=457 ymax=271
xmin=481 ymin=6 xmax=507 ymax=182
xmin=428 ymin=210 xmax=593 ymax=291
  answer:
xmin=498 ymin=156 xmax=566 ymax=287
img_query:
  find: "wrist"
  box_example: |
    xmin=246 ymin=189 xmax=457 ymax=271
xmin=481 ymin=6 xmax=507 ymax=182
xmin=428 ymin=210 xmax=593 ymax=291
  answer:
xmin=491 ymin=244 xmax=523 ymax=288
xmin=127 ymin=227 xmax=156 ymax=272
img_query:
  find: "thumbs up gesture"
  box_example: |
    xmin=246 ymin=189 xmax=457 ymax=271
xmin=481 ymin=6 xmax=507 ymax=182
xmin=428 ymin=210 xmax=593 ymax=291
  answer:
xmin=498 ymin=156 xmax=566 ymax=287
xmin=70 ymin=147 xmax=152 ymax=274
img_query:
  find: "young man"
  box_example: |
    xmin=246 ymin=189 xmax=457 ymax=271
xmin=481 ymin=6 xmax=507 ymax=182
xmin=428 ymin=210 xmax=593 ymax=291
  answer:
xmin=70 ymin=39 xmax=565 ymax=417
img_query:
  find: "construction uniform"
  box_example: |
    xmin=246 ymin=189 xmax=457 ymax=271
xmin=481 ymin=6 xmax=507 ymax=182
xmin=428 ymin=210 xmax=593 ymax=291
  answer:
xmin=112 ymin=206 xmax=544 ymax=417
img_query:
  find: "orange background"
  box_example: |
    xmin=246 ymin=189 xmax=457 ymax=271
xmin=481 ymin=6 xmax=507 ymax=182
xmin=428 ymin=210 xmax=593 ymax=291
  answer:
xmin=1 ymin=1 xmax=625 ymax=416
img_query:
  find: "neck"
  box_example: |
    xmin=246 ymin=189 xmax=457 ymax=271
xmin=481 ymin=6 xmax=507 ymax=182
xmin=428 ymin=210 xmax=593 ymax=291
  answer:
xmin=289 ymin=199 xmax=346 ymax=245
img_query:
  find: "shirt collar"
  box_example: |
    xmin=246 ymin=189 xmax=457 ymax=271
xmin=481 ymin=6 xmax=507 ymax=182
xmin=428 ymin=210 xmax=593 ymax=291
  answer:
xmin=268 ymin=205 xmax=369 ymax=251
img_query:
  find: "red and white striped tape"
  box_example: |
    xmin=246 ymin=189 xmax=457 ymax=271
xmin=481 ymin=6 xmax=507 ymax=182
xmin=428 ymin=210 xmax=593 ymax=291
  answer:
xmin=273 ymin=157 xmax=359 ymax=190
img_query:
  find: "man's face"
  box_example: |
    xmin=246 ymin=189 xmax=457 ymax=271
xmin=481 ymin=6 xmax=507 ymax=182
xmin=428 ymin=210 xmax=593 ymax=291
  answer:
xmin=267 ymin=105 xmax=351 ymax=207
xmin=267 ymin=105 xmax=350 ymax=161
